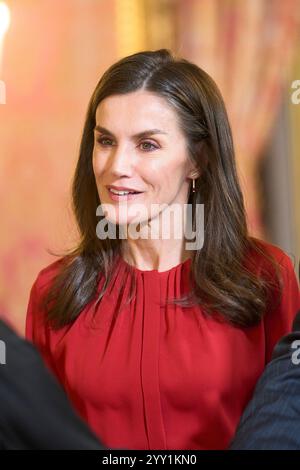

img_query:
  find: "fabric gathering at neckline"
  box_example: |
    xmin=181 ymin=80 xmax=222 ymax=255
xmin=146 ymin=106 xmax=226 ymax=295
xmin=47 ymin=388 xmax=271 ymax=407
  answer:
xmin=118 ymin=255 xmax=192 ymax=275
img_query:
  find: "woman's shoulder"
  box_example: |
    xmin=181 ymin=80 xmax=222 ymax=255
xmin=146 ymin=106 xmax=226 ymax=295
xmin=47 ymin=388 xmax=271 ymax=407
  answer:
xmin=247 ymin=237 xmax=295 ymax=272
xmin=32 ymin=257 xmax=69 ymax=297
xmin=26 ymin=257 xmax=70 ymax=341
xmin=250 ymin=240 xmax=300 ymax=363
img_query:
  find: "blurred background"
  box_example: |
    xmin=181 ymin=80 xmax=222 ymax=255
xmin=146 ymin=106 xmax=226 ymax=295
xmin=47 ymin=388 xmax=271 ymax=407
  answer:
xmin=0 ymin=0 xmax=299 ymax=333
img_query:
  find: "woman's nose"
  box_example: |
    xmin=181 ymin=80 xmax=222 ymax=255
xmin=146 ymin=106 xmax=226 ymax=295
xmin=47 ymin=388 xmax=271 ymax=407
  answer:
xmin=108 ymin=145 xmax=134 ymax=177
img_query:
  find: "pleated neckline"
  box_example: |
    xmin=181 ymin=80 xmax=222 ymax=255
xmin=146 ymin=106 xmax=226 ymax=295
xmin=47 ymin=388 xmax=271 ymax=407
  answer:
xmin=118 ymin=255 xmax=192 ymax=276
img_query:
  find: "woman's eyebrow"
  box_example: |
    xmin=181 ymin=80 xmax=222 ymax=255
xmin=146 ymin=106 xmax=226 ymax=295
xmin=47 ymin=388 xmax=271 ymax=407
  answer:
xmin=94 ymin=125 xmax=168 ymax=139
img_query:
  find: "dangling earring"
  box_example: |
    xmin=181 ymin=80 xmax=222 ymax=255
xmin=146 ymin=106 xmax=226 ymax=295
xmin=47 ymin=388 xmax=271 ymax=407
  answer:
xmin=192 ymin=179 xmax=196 ymax=193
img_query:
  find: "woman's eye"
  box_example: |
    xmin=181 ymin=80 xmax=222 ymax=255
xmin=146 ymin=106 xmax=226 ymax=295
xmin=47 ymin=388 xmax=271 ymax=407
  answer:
xmin=140 ymin=141 xmax=158 ymax=151
xmin=96 ymin=137 xmax=158 ymax=152
xmin=97 ymin=137 xmax=113 ymax=146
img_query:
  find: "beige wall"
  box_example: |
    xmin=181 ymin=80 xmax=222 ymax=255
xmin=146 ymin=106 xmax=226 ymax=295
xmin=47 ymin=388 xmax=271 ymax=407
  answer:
xmin=0 ymin=0 xmax=118 ymax=332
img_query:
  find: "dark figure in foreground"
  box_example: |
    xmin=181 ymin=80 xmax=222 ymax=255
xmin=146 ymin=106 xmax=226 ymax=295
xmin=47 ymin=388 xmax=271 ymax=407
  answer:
xmin=0 ymin=319 xmax=104 ymax=450
xmin=230 ymin=310 xmax=300 ymax=450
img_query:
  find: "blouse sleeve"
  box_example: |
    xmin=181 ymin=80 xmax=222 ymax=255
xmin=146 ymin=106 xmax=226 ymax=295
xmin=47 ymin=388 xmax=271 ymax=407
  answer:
xmin=264 ymin=252 xmax=300 ymax=364
xmin=25 ymin=277 xmax=42 ymax=343
xmin=25 ymin=274 xmax=60 ymax=379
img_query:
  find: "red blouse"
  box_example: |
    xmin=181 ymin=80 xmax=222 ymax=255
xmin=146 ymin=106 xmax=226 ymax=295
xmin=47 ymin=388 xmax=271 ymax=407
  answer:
xmin=26 ymin=241 xmax=300 ymax=450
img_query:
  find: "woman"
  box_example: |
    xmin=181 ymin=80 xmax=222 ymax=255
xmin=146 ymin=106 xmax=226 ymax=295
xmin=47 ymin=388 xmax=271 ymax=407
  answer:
xmin=26 ymin=49 xmax=300 ymax=450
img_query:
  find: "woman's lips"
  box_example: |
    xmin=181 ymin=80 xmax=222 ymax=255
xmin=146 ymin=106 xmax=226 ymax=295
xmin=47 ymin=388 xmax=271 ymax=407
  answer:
xmin=107 ymin=188 xmax=144 ymax=202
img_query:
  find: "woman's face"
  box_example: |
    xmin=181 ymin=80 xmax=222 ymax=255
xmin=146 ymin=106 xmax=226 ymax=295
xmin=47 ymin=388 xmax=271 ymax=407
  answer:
xmin=92 ymin=90 xmax=198 ymax=228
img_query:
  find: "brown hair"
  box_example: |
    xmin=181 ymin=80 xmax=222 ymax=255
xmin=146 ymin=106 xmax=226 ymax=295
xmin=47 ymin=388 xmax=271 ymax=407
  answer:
xmin=43 ymin=49 xmax=282 ymax=329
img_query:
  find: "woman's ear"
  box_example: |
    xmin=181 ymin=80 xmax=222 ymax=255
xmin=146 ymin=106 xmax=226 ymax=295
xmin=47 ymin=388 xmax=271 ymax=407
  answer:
xmin=196 ymin=140 xmax=208 ymax=171
xmin=188 ymin=140 xmax=208 ymax=180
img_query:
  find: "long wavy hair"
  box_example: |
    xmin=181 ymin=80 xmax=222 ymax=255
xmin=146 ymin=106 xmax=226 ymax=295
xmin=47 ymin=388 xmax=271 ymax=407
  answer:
xmin=43 ymin=49 xmax=282 ymax=329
